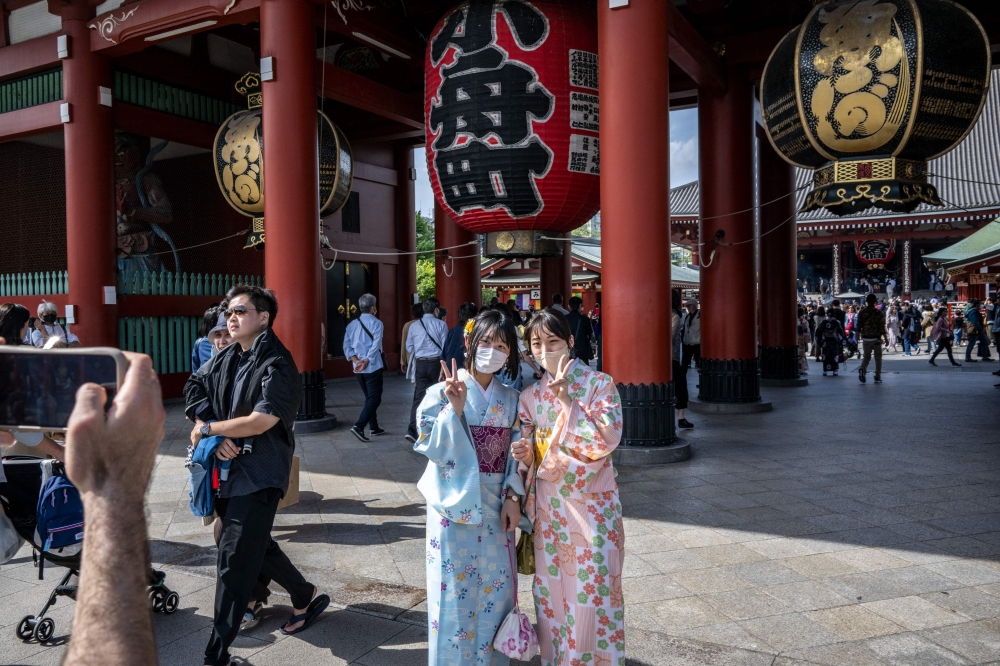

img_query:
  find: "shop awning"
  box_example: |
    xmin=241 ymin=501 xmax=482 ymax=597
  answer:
xmin=923 ymin=219 xmax=1000 ymax=269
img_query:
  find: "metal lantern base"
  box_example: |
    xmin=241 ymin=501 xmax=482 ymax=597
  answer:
xmin=482 ymin=230 xmax=564 ymax=258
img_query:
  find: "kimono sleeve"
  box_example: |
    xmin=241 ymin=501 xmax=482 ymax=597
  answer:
xmin=413 ymin=384 xmax=483 ymax=524
xmin=561 ymin=372 xmax=623 ymax=461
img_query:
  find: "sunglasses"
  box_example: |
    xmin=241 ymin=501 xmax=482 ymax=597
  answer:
xmin=224 ymin=305 xmax=258 ymax=318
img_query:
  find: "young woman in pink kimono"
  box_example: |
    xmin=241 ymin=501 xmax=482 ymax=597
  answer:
xmin=511 ymin=309 xmax=626 ymax=666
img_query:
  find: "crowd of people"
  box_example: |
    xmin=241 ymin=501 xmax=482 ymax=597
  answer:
xmin=796 ymin=294 xmax=1000 ymax=387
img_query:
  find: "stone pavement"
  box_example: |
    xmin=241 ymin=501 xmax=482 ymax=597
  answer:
xmin=3 ymin=364 xmax=1000 ymax=665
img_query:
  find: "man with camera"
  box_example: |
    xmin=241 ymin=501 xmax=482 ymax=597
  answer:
xmin=185 ymin=284 xmax=328 ymax=666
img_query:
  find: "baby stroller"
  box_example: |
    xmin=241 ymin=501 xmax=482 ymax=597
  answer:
xmin=0 ymin=455 xmax=180 ymax=643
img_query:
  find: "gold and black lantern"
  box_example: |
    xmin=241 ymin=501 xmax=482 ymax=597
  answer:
xmin=760 ymin=0 xmax=990 ymax=216
xmin=213 ymin=72 xmax=354 ymax=249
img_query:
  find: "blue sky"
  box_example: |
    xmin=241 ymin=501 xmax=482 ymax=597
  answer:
xmin=414 ymin=108 xmax=699 ymax=218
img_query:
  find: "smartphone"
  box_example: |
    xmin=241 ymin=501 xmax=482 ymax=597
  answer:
xmin=0 ymin=347 xmax=127 ymax=432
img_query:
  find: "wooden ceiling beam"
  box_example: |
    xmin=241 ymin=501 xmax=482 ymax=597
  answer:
xmin=667 ymin=2 xmax=727 ymax=95
xmin=317 ymin=60 xmax=423 ymax=129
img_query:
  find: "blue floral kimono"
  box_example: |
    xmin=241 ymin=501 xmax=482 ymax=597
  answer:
xmin=415 ymin=371 xmax=525 ymax=666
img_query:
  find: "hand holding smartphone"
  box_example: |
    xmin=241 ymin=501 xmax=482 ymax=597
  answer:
xmin=0 ymin=347 xmax=127 ymax=433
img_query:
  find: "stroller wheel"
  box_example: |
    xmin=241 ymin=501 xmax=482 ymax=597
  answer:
xmin=34 ymin=618 xmax=55 ymax=643
xmin=150 ymin=588 xmax=165 ymax=613
xmin=16 ymin=616 xmax=35 ymax=641
xmin=163 ymin=591 xmax=179 ymax=614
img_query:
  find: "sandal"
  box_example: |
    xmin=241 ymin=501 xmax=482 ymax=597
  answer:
xmin=279 ymin=594 xmax=330 ymax=636
xmin=240 ymin=601 xmax=265 ymax=631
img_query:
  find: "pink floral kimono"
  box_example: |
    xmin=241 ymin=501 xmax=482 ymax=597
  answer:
xmin=517 ymin=360 xmax=626 ymax=666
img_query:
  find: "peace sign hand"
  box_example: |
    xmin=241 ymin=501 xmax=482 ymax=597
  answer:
xmin=440 ymin=358 xmax=467 ymax=416
xmin=547 ymin=354 xmax=574 ymax=412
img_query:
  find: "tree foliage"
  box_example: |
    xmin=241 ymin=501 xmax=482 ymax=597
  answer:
xmin=416 ymin=211 xmax=436 ymax=300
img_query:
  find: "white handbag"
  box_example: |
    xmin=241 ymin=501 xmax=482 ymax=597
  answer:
xmin=492 ymin=535 xmax=539 ymax=660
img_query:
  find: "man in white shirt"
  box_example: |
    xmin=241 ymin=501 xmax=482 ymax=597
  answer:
xmin=343 ymin=293 xmax=385 ymax=442
xmin=405 ymin=298 xmax=448 ymax=443
xmin=30 ymin=301 xmax=80 ymax=347
xmin=551 ymin=293 xmax=570 ymax=315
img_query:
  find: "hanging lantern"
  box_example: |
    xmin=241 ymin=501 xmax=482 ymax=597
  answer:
xmin=425 ymin=0 xmax=599 ymax=257
xmin=760 ymin=0 xmax=990 ymax=216
xmin=213 ymin=72 xmax=354 ymax=249
xmin=855 ymin=236 xmax=896 ymax=264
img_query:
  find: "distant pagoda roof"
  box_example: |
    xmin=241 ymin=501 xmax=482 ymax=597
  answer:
xmin=923 ymin=220 xmax=1000 ymax=269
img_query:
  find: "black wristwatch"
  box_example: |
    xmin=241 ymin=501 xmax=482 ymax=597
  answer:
xmin=199 ymin=423 xmax=212 ymax=438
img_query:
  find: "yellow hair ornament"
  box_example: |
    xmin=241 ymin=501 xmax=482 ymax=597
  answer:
xmin=464 ymin=319 xmax=475 ymax=334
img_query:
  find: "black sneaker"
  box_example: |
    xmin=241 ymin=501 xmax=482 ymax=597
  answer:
xmin=991 ymin=369 xmax=1000 ymax=375
xmin=928 ymin=360 xmax=937 ymax=366
xmin=350 ymin=426 xmax=370 ymax=442
xmin=873 ymin=376 xmax=882 ymax=383
xmin=677 ymin=418 xmax=694 ymax=429
xmin=858 ymin=368 xmax=866 ymax=383
xmin=966 ymin=358 xmax=978 ymax=363
xmin=983 ymin=358 xmax=996 ymax=362
xmin=370 ymin=427 xmax=387 ymax=436
xmin=404 ymin=433 xmax=417 ymax=444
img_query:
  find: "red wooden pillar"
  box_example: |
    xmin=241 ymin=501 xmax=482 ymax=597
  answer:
xmin=61 ymin=0 xmax=117 ymax=348
xmin=540 ymin=233 xmax=572 ymax=309
xmin=599 ymin=0 xmax=681 ymax=454
xmin=394 ymin=144 xmax=417 ymax=355
xmin=757 ymin=125 xmax=803 ymax=384
xmin=697 ymin=68 xmax=767 ymax=407
xmin=434 ymin=200 xmax=480 ymax=328
xmin=261 ymin=0 xmax=329 ymax=427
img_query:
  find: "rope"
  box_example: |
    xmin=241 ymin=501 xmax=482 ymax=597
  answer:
xmin=322 ymin=240 xmax=478 ymax=257
xmin=142 ymin=229 xmax=249 ymax=256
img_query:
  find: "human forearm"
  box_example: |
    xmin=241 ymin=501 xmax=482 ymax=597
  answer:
xmin=201 ymin=412 xmax=279 ymax=438
xmin=66 ymin=495 xmax=156 ymax=666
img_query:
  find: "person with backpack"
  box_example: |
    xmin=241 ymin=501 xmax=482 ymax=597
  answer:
xmin=343 ymin=293 xmax=386 ymax=443
xmin=816 ymin=308 xmax=846 ymax=376
xmin=900 ymin=304 xmax=921 ymax=356
xmin=964 ymin=299 xmax=994 ymax=363
xmin=856 ymin=293 xmax=888 ymax=384
xmin=405 ymin=297 xmax=448 ymax=443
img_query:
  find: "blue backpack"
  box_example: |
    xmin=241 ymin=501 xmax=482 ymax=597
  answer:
xmin=36 ymin=475 xmax=85 ymax=552
xmin=186 ymin=434 xmax=232 ymax=518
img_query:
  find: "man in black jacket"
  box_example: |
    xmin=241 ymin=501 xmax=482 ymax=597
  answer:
xmin=566 ymin=296 xmax=595 ymax=364
xmin=185 ymin=285 xmax=328 ymax=666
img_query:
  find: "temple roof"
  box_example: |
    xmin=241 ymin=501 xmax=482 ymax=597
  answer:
xmin=670 ymin=70 xmax=1000 ymax=227
xmin=923 ymin=220 xmax=1000 ymax=269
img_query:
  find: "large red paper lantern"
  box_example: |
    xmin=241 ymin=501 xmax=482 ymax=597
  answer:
xmin=425 ymin=0 xmax=599 ymax=255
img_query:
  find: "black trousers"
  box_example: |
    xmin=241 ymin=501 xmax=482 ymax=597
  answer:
xmin=931 ymin=339 xmax=957 ymax=364
xmin=673 ymin=360 xmax=689 ymax=410
xmin=354 ymin=369 xmax=384 ymax=431
xmin=204 ymin=488 xmax=314 ymax=666
xmin=408 ymin=359 xmax=441 ymax=437
xmin=681 ymin=343 xmax=701 ymax=370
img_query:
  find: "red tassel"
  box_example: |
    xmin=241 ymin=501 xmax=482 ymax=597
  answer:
xmin=212 ymin=466 xmax=220 ymax=490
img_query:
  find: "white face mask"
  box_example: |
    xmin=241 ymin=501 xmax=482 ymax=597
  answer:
xmin=536 ymin=346 xmax=571 ymax=376
xmin=474 ymin=346 xmax=508 ymax=374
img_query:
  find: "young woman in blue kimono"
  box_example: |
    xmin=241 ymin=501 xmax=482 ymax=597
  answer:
xmin=415 ymin=310 xmax=528 ymax=666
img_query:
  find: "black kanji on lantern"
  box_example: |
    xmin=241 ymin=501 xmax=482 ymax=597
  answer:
xmin=435 ymin=138 xmax=552 ymax=217
xmin=858 ymin=239 xmax=892 ymax=261
xmin=430 ymin=63 xmax=553 ymax=149
xmin=429 ymin=0 xmax=554 ymax=218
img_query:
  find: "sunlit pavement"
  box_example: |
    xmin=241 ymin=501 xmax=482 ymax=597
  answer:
xmin=3 ymin=366 xmax=999 ymax=665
